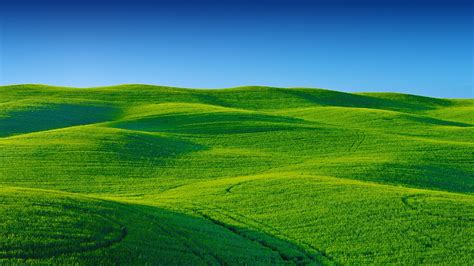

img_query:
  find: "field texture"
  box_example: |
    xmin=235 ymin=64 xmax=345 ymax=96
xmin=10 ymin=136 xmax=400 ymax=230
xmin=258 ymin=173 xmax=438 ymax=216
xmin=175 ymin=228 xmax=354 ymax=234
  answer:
xmin=0 ymin=84 xmax=472 ymax=265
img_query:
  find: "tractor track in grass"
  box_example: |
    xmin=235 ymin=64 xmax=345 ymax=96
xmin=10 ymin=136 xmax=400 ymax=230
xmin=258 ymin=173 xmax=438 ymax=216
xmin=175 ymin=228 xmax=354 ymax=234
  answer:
xmin=0 ymin=227 xmax=128 ymax=260
xmin=0 ymin=212 xmax=128 ymax=260
xmin=401 ymin=194 xmax=473 ymax=249
xmin=181 ymin=201 xmax=336 ymax=265
xmin=136 ymin=209 xmax=223 ymax=265
xmin=225 ymin=182 xmax=245 ymax=193
xmin=196 ymin=211 xmax=304 ymax=264
xmin=348 ymin=129 xmax=366 ymax=152
xmin=2 ymin=191 xmax=221 ymax=264
xmin=155 ymin=219 xmax=223 ymax=265
xmin=402 ymin=194 xmax=474 ymax=222
xmin=206 ymin=206 xmax=336 ymax=264
xmin=400 ymin=194 xmax=439 ymax=249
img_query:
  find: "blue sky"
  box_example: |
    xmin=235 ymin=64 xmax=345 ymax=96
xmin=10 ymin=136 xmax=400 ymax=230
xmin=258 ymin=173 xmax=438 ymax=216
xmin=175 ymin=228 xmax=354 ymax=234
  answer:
xmin=0 ymin=0 xmax=472 ymax=97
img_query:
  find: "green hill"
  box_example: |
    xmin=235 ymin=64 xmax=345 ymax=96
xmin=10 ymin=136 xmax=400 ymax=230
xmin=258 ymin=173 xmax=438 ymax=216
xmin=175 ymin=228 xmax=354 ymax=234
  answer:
xmin=0 ymin=84 xmax=472 ymax=265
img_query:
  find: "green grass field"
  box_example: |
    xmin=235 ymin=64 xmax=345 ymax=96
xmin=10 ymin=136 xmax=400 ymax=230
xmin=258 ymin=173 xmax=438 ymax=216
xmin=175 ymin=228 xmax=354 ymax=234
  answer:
xmin=0 ymin=84 xmax=472 ymax=265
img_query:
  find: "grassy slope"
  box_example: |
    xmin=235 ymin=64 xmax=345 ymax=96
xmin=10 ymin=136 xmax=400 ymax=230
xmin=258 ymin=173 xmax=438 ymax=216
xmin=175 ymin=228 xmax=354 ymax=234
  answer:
xmin=0 ymin=84 xmax=472 ymax=265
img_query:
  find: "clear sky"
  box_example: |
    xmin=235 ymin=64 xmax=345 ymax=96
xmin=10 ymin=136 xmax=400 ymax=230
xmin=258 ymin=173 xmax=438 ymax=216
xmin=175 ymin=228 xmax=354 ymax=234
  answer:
xmin=0 ymin=0 xmax=472 ymax=97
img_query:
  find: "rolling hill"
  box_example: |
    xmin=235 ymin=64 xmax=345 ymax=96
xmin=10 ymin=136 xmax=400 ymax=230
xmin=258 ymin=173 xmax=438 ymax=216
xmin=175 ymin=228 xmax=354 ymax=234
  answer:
xmin=0 ymin=84 xmax=472 ymax=265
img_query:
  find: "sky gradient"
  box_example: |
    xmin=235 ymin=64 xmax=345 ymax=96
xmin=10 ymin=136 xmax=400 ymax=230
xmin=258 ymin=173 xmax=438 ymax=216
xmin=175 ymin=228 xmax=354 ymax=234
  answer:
xmin=0 ymin=0 xmax=472 ymax=97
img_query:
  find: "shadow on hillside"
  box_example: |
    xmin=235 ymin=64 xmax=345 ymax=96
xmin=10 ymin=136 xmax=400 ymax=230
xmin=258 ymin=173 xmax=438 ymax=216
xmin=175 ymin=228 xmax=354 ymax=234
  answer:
xmin=0 ymin=104 xmax=118 ymax=137
xmin=112 ymin=202 xmax=332 ymax=265
xmin=0 ymin=188 xmax=329 ymax=264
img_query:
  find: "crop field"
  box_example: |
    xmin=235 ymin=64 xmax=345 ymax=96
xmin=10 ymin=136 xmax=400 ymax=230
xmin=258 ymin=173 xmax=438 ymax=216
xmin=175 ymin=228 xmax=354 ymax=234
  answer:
xmin=0 ymin=84 xmax=472 ymax=265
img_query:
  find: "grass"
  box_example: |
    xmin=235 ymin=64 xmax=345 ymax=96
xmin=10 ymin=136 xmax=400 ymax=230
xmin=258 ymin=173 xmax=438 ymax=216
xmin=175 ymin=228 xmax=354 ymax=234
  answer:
xmin=0 ymin=84 xmax=472 ymax=265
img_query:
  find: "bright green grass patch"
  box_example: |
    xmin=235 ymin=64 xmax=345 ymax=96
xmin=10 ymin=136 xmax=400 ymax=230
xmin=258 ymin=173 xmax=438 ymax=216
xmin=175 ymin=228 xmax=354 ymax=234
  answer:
xmin=0 ymin=84 xmax=472 ymax=264
xmin=152 ymin=173 xmax=474 ymax=265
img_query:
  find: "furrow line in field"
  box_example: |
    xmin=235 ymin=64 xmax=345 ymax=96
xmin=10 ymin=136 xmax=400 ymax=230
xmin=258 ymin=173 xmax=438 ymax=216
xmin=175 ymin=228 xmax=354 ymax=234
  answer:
xmin=180 ymin=201 xmax=335 ymax=265
xmin=402 ymin=194 xmax=474 ymax=222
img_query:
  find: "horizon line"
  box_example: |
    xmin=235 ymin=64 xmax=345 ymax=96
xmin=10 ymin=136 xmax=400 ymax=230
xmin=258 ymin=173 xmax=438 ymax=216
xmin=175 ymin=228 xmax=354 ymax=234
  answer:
xmin=1 ymin=83 xmax=472 ymax=99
